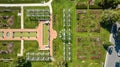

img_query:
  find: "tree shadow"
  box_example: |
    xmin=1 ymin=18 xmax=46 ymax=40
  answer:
xmin=100 ymin=23 xmax=112 ymax=33
xmin=103 ymin=44 xmax=109 ymax=50
xmin=98 ymin=0 xmax=118 ymax=9
xmin=115 ymin=62 xmax=119 ymax=67
xmin=114 ymin=38 xmax=120 ymax=53
xmin=24 ymin=61 xmax=31 ymax=67
xmin=103 ymin=43 xmax=112 ymax=51
xmin=65 ymin=63 xmax=69 ymax=67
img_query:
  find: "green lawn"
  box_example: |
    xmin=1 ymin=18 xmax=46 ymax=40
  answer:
xmin=0 ymin=0 xmax=112 ymax=67
xmin=0 ymin=40 xmax=53 ymax=67
xmin=0 ymin=32 xmax=3 ymax=37
xmin=0 ymin=7 xmax=21 ymax=29
xmin=0 ymin=0 xmax=49 ymax=3
xmin=52 ymin=0 xmax=75 ymax=65
xmin=13 ymin=32 xmax=37 ymax=37
xmin=24 ymin=41 xmax=39 ymax=53
xmin=24 ymin=41 xmax=55 ymax=67
xmin=52 ymin=0 xmax=110 ymax=67
xmin=0 ymin=62 xmax=15 ymax=67
xmin=43 ymin=24 xmax=49 ymax=45
xmin=0 ymin=41 xmax=21 ymax=59
xmin=0 ymin=41 xmax=20 ymax=67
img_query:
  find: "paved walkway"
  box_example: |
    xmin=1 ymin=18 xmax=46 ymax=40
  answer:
xmin=49 ymin=15 xmax=57 ymax=56
xmin=21 ymin=6 xmax=24 ymax=29
xmin=0 ymin=0 xmax=52 ymax=7
xmin=0 ymin=29 xmax=37 ymax=40
xmin=104 ymin=46 xmax=119 ymax=67
xmin=37 ymin=22 xmax=45 ymax=50
xmin=18 ymin=40 xmax=24 ymax=56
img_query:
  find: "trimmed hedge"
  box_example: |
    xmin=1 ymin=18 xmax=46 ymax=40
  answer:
xmin=76 ymin=3 xmax=87 ymax=9
xmin=89 ymin=5 xmax=102 ymax=9
xmin=76 ymin=2 xmax=102 ymax=9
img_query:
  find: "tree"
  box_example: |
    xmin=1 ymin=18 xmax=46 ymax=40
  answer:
xmin=101 ymin=10 xmax=119 ymax=25
xmin=103 ymin=42 xmax=113 ymax=50
xmin=15 ymin=57 xmax=31 ymax=67
xmin=98 ymin=0 xmax=120 ymax=9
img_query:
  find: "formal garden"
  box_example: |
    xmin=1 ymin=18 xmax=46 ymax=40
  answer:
xmin=0 ymin=7 xmax=21 ymax=29
xmin=51 ymin=0 xmax=112 ymax=67
xmin=0 ymin=41 xmax=21 ymax=60
xmin=76 ymin=37 xmax=105 ymax=67
xmin=43 ymin=23 xmax=49 ymax=45
xmin=73 ymin=8 xmax=110 ymax=67
xmin=59 ymin=9 xmax=72 ymax=62
xmin=24 ymin=6 xmax=50 ymax=28
xmin=0 ymin=0 xmax=119 ymax=67
xmin=76 ymin=10 xmax=101 ymax=32
xmin=13 ymin=32 xmax=37 ymax=38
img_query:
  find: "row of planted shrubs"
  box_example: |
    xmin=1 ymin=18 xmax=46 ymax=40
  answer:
xmin=76 ymin=2 xmax=102 ymax=9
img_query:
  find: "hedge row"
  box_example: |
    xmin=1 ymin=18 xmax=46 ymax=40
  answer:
xmin=76 ymin=2 xmax=102 ymax=9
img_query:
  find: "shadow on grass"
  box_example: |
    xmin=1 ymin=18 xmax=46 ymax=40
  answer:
xmin=65 ymin=63 xmax=68 ymax=67
xmin=97 ymin=0 xmax=118 ymax=9
xmin=103 ymin=42 xmax=112 ymax=50
xmin=103 ymin=44 xmax=110 ymax=50
xmin=100 ymin=23 xmax=112 ymax=33
xmin=24 ymin=61 xmax=31 ymax=67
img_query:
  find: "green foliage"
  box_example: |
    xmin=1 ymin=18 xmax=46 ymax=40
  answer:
xmin=76 ymin=3 xmax=87 ymax=9
xmin=76 ymin=2 xmax=102 ymax=9
xmin=15 ymin=57 xmax=31 ymax=67
xmin=24 ymin=6 xmax=49 ymax=28
xmin=0 ymin=7 xmax=21 ymax=29
xmin=103 ymin=42 xmax=113 ymax=50
xmin=98 ymin=0 xmax=120 ymax=9
xmin=101 ymin=10 xmax=119 ymax=25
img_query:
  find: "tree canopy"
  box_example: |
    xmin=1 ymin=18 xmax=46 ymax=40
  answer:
xmin=15 ymin=57 xmax=31 ymax=67
xmin=101 ymin=10 xmax=119 ymax=25
xmin=98 ymin=0 xmax=120 ymax=9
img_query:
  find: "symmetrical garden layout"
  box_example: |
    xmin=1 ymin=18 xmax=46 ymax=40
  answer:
xmin=0 ymin=0 xmax=57 ymax=63
xmin=0 ymin=0 xmax=117 ymax=67
xmin=0 ymin=20 xmax=57 ymax=57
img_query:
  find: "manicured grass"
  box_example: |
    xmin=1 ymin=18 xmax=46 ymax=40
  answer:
xmin=78 ymin=0 xmax=87 ymax=2
xmin=13 ymin=32 xmax=37 ymax=37
xmin=43 ymin=24 xmax=49 ymax=45
xmin=0 ymin=32 xmax=3 ymax=37
xmin=0 ymin=40 xmax=53 ymax=67
xmin=0 ymin=7 xmax=21 ymax=29
xmin=52 ymin=0 xmax=110 ymax=67
xmin=0 ymin=62 xmax=15 ymax=67
xmin=24 ymin=6 xmax=49 ymax=29
xmin=78 ymin=0 xmax=101 ymax=4
xmin=0 ymin=41 xmax=21 ymax=59
xmin=52 ymin=0 xmax=75 ymax=65
xmin=24 ymin=40 xmax=39 ymax=53
xmin=0 ymin=0 xmax=49 ymax=3
xmin=29 ymin=32 xmax=37 ymax=37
